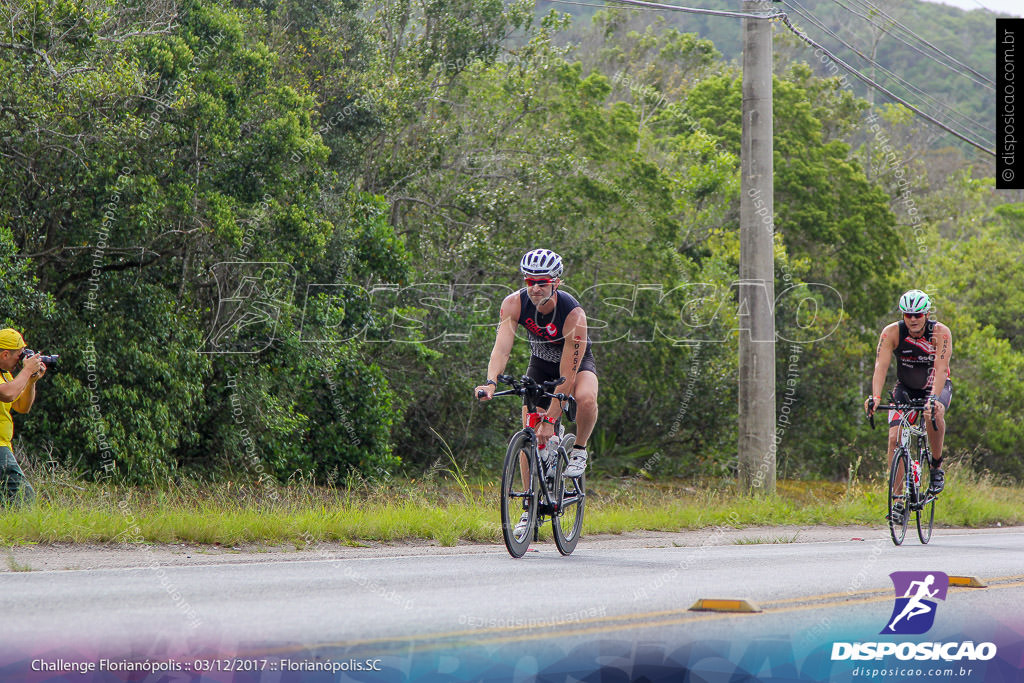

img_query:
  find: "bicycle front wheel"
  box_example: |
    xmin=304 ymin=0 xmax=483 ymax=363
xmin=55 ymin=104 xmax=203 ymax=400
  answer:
xmin=917 ymin=450 xmax=935 ymax=544
xmin=888 ymin=448 xmax=910 ymax=546
xmin=501 ymin=431 xmax=537 ymax=558
xmin=552 ymin=433 xmax=584 ymax=556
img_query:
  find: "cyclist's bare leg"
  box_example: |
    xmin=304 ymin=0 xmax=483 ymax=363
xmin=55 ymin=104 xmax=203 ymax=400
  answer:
xmin=887 ymin=424 xmax=903 ymax=495
xmin=573 ymin=370 xmax=599 ymax=447
xmin=517 ymin=451 xmax=531 ymax=493
xmin=925 ymin=401 xmax=946 ymax=462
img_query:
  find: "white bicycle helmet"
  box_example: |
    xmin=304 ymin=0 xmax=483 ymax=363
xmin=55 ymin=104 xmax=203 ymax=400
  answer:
xmin=519 ymin=249 xmax=564 ymax=279
xmin=898 ymin=289 xmax=931 ymax=314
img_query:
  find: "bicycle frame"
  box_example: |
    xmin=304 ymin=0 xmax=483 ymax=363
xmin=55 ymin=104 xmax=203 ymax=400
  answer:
xmin=485 ymin=373 xmax=584 ymax=557
xmin=869 ymin=398 xmax=938 ymax=545
xmin=516 ymin=410 xmax=568 ymax=522
xmin=892 ymin=408 xmax=933 ymax=505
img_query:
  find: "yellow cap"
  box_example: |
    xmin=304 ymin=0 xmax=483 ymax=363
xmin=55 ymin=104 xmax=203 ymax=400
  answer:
xmin=0 ymin=329 xmax=26 ymax=350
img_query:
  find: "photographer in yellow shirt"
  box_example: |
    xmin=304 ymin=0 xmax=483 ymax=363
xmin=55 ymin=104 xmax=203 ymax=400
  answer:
xmin=0 ymin=328 xmax=47 ymax=505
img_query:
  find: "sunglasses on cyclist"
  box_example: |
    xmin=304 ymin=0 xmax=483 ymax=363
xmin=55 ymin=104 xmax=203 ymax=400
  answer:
xmin=903 ymin=312 xmax=926 ymax=319
xmin=524 ymin=278 xmax=553 ymax=287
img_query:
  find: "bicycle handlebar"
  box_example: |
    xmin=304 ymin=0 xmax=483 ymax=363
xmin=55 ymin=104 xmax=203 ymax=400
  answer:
xmin=475 ymin=374 xmax=572 ymax=408
xmin=497 ymin=373 xmax=563 ymax=389
xmin=497 ymin=374 xmax=568 ymax=399
xmin=867 ymin=398 xmax=938 ymax=431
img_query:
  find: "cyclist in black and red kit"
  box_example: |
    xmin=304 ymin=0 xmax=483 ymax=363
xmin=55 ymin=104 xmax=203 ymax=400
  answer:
xmin=475 ymin=250 xmax=598 ymax=514
xmin=865 ymin=290 xmax=953 ymax=515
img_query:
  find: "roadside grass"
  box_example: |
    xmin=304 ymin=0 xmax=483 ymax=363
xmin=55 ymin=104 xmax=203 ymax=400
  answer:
xmin=6 ymin=548 xmax=33 ymax=571
xmin=0 ymin=461 xmax=1020 ymax=547
xmin=734 ymin=533 xmax=800 ymax=545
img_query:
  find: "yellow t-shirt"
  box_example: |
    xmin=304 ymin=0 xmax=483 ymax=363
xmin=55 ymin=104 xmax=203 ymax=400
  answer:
xmin=0 ymin=370 xmax=17 ymax=449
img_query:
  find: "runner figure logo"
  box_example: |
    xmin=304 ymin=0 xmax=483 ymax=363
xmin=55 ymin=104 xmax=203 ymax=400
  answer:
xmin=881 ymin=571 xmax=949 ymax=635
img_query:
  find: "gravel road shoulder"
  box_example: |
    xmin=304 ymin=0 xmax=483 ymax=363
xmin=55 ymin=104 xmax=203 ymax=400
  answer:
xmin=4 ymin=525 xmax=1014 ymax=572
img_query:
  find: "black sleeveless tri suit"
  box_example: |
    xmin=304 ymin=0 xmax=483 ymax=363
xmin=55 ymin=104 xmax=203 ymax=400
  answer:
xmin=517 ymin=289 xmax=597 ymax=409
xmin=889 ymin=319 xmax=952 ymax=427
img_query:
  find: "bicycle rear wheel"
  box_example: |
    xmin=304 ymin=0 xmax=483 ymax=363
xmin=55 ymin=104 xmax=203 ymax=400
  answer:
xmin=552 ymin=433 xmax=584 ymax=556
xmin=917 ymin=447 xmax=935 ymax=544
xmin=888 ymin=448 xmax=910 ymax=546
xmin=501 ymin=431 xmax=537 ymax=558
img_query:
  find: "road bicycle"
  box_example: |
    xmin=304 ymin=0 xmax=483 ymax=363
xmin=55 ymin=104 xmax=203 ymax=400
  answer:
xmin=868 ymin=397 xmax=938 ymax=546
xmin=478 ymin=374 xmax=584 ymax=558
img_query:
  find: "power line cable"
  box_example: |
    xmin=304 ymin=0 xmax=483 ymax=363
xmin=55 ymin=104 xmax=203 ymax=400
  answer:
xmin=545 ymin=0 xmax=678 ymax=12
xmin=779 ymin=13 xmax=994 ymax=155
xmin=838 ymin=0 xmax=994 ymax=89
xmin=851 ymin=0 xmax=995 ymax=86
xmin=545 ymin=0 xmax=993 ymax=155
xmin=786 ymin=0 xmax=991 ymax=136
xmin=783 ymin=0 xmax=993 ymax=140
xmin=588 ymin=0 xmax=784 ymax=20
xmin=831 ymin=0 xmax=994 ymax=90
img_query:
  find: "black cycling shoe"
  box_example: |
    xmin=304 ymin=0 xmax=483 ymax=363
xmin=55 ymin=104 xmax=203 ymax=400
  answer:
xmin=928 ymin=467 xmax=945 ymax=495
xmin=887 ymin=502 xmax=905 ymax=524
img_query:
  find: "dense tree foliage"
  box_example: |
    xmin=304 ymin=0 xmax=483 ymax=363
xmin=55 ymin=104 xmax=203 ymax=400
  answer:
xmin=1 ymin=0 xmax=1020 ymax=485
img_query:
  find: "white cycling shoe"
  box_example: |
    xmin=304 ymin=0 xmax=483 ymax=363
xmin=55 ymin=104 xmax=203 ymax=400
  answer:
xmin=562 ymin=447 xmax=588 ymax=478
xmin=514 ymin=511 xmax=531 ymax=536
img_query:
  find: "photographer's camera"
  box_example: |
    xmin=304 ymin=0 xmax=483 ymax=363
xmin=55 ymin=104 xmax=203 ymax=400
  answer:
xmin=19 ymin=349 xmax=58 ymax=369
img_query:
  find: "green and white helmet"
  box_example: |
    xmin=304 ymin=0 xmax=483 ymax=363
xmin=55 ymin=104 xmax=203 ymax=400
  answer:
xmin=899 ymin=289 xmax=931 ymax=314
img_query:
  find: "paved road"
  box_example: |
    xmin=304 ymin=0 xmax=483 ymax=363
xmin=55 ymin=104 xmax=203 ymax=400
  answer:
xmin=2 ymin=529 xmax=1022 ymax=680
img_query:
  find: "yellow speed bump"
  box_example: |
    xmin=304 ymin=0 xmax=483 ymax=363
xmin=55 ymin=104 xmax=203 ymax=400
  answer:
xmin=689 ymin=598 xmax=762 ymax=613
xmin=948 ymin=575 xmax=987 ymax=588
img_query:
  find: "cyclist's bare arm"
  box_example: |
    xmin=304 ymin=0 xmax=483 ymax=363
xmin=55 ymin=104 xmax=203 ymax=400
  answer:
xmin=931 ymin=323 xmax=953 ymax=391
xmin=474 ymin=293 xmax=521 ymax=401
xmin=545 ymin=308 xmax=587 ymax=423
xmin=927 ymin=323 xmax=952 ymax=419
xmin=867 ymin=323 xmax=898 ymax=414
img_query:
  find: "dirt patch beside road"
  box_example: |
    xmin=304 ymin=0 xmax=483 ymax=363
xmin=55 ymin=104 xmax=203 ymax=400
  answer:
xmin=8 ymin=524 xmax=1009 ymax=572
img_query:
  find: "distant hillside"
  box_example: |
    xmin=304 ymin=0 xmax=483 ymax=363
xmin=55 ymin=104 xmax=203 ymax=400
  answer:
xmin=543 ymin=0 xmax=996 ymax=153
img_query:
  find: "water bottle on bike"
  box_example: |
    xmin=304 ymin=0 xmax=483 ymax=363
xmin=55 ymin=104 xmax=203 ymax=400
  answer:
xmin=543 ymin=423 xmax=565 ymax=461
xmin=539 ymin=424 xmax=563 ymax=485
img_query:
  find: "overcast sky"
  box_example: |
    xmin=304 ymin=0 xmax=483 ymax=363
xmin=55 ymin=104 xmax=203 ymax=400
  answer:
xmin=922 ymin=0 xmax=1023 ymax=17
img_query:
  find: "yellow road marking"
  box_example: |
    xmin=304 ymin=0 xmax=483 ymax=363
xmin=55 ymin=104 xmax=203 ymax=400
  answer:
xmin=247 ymin=575 xmax=1024 ymax=657
xmin=430 ymin=581 xmax=1024 ymax=650
xmin=762 ymin=587 xmax=890 ymax=606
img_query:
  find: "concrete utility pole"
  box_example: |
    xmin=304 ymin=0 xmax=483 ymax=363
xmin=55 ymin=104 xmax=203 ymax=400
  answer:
xmin=738 ymin=0 xmax=776 ymax=494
